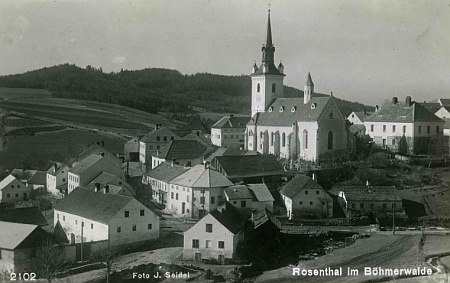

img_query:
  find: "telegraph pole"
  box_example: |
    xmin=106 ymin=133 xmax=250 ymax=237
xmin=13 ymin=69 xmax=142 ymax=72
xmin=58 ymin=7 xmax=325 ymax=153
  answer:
xmin=81 ymin=221 xmax=84 ymax=262
xmin=392 ymin=204 xmax=395 ymax=235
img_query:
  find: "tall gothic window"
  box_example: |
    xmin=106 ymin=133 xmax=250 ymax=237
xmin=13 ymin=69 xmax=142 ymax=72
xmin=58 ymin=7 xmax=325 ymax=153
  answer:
xmin=257 ymin=83 xmax=260 ymax=93
xmin=328 ymin=131 xmax=333 ymax=150
xmin=282 ymin=132 xmax=286 ymax=147
xmin=272 ymin=83 xmax=276 ymax=93
xmin=303 ymin=130 xmax=308 ymax=149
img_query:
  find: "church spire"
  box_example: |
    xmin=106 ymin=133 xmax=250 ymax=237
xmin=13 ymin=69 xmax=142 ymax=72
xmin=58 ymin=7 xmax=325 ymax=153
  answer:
xmin=262 ymin=9 xmax=275 ymax=64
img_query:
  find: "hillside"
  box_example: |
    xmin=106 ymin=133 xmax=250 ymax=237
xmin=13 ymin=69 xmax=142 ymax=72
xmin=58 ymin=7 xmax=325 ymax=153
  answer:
xmin=0 ymin=64 xmax=372 ymax=116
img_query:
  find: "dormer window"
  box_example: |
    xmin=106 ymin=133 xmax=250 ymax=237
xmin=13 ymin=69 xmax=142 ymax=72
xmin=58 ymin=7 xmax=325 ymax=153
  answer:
xmin=268 ymin=106 xmax=274 ymax=112
xmin=291 ymin=106 xmax=297 ymax=112
xmin=311 ymin=103 xmax=316 ymax=109
xmin=279 ymin=106 xmax=285 ymax=112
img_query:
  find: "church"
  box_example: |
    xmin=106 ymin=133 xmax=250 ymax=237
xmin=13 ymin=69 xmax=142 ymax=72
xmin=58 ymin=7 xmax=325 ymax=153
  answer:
xmin=244 ymin=11 xmax=348 ymax=161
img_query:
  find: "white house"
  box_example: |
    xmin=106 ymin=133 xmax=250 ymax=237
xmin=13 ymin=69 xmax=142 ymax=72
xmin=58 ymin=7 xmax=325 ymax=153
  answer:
xmin=183 ymin=203 xmax=248 ymax=263
xmin=0 ymin=175 xmax=29 ymax=203
xmin=347 ymin=110 xmax=373 ymax=125
xmin=364 ymin=96 xmax=445 ymax=154
xmin=143 ymin=161 xmax=189 ymax=206
xmin=244 ymin=13 xmax=348 ymax=161
xmin=124 ymin=137 xmax=140 ymax=162
xmin=279 ymin=174 xmax=333 ymax=220
xmin=211 ymin=115 xmax=250 ymax=149
xmin=169 ymin=164 xmax=233 ymax=218
xmin=139 ymin=125 xmax=180 ymax=165
xmin=54 ymin=187 xmax=159 ymax=246
xmin=46 ymin=163 xmax=70 ymax=197
xmin=151 ymin=139 xmax=209 ymax=169
xmin=224 ymin=184 xmax=274 ymax=213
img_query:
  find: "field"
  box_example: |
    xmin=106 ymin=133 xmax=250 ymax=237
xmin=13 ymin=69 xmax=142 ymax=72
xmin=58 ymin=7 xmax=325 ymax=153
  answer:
xmin=0 ymin=87 xmax=52 ymax=99
xmin=0 ymin=128 xmax=125 ymax=171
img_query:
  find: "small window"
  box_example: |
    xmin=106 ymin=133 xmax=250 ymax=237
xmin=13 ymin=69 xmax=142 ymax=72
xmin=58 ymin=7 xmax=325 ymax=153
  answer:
xmin=206 ymin=224 xmax=213 ymax=233
xmin=351 ymin=203 xmax=356 ymax=209
xmin=171 ymin=192 xmax=174 ymax=199
xmin=418 ymin=125 xmax=422 ymax=134
xmin=371 ymin=125 xmax=374 ymax=132
xmin=11 ymin=185 xmax=14 ymax=188
xmin=132 ymin=225 xmax=137 ymax=231
xmin=211 ymin=197 xmax=215 ymax=204
xmin=156 ymin=136 xmax=160 ymax=141
xmin=392 ymin=125 xmax=396 ymax=132
xmin=316 ymin=190 xmax=320 ymax=195
xmin=268 ymin=106 xmax=274 ymax=112
xmin=329 ymin=112 xmax=334 ymax=119
xmin=383 ymin=125 xmax=386 ymax=132
xmin=91 ymin=223 xmax=94 ymax=229
xmin=272 ymin=83 xmax=276 ymax=93
xmin=436 ymin=126 xmax=440 ymax=134
xmin=171 ymin=136 xmax=175 ymax=141
xmin=322 ymin=202 xmax=325 ymax=205
xmin=291 ymin=106 xmax=297 ymax=112
xmin=403 ymin=126 xmax=406 ymax=134
xmin=392 ymin=139 xmax=396 ymax=146
xmin=75 ymin=220 xmax=77 ymax=225
xmin=241 ymin=201 xmax=246 ymax=208
xmin=164 ymin=136 xmax=167 ymax=141
xmin=117 ymin=227 xmax=121 ymax=233
xmin=140 ymin=209 xmax=145 ymax=216
xmin=311 ymin=103 xmax=316 ymax=109
xmin=192 ymin=239 xmax=199 ymax=248
xmin=218 ymin=241 xmax=225 ymax=249
xmin=63 ymin=215 xmax=65 ymax=221
xmin=305 ymin=190 xmax=308 ymax=195
xmin=279 ymin=106 xmax=285 ymax=112
xmin=206 ymin=240 xmax=212 ymax=248
xmin=125 ymin=211 xmax=129 ymax=218
xmin=310 ymin=201 xmax=313 ymax=205
xmin=15 ymin=193 xmax=18 ymax=198
xmin=148 ymin=224 xmax=152 ymax=229
xmin=299 ymin=201 xmax=303 ymax=205
xmin=6 ymin=194 xmax=10 ymax=198
xmin=257 ymin=83 xmax=260 ymax=93
xmin=176 ymin=193 xmax=178 ymax=200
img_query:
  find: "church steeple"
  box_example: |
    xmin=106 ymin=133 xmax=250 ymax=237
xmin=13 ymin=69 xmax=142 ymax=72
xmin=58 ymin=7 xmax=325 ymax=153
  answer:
xmin=262 ymin=9 xmax=275 ymax=64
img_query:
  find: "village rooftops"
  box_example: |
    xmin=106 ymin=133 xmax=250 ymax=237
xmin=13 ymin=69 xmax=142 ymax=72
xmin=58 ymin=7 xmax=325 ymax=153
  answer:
xmin=70 ymin=154 xmax=117 ymax=175
xmin=212 ymin=154 xmax=283 ymax=178
xmin=247 ymin=96 xmax=336 ymax=127
xmin=0 ymin=221 xmax=46 ymax=250
xmin=365 ymin=102 xmax=443 ymax=123
xmin=85 ymin=172 xmax=135 ymax=196
xmin=0 ymin=174 xmax=18 ymax=190
xmin=204 ymin=148 xmax=259 ymax=163
xmin=170 ymin=164 xmax=233 ymax=188
xmin=225 ymin=185 xmax=254 ymax=200
xmin=247 ymin=183 xmax=274 ymax=202
xmin=76 ymin=143 xmax=119 ymax=164
xmin=140 ymin=126 xmax=179 ymax=143
xmin=209 ymin=203 xmax=248 ymax=234
xmin=146 ymin=162 xmax=190 ymax=183
xmin=279 ymin=174 xmax=323 ymax=199
xmin=211 ymin=115 xmax=250 ymax=129
xmin=154 ymin=140 xmax=208 ymax=160
xmin=54 ymin=187 xmax=140 ymax=224
xmin=329 ymin=185 xmax=401 ymax=202
xmin=225 ymin=184 xmax=274 ymax=202
xmin=46 ymin=162 xmax=69 ymax=176
xmin=27 ymin=170 xmax=47 ymax=186
xmin=350 ymin=110 xmax=373 ymax=122
xmin=0 ymin=207 xmax=48 ymax=226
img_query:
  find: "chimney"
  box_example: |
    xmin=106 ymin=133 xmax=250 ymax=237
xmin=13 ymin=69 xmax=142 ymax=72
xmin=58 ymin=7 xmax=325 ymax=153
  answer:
xmin=229 ymin=114 xmax=234 ymax=118
xmin=366 ymin=180 xmax=370 ymax=187
xmin=103 ymin=185 xmax=109 ymax=194
xmin=96 ymin=142 xmax=100 ymax=146
xmin=312 ymin=173 xmax=317 ymax=181
xmin=171 ymin=158 xmax=176 ymax=167
xmin=392 ymin=97 xmax=398 ymax=104
xmin=363 ymin=109 xmax=367 ymax=115
xmin=196 ymin=131 xmax=200 ymax=137
xmin=375 ymin=105 xmax=379 ymax=112
xmin=405 ymin=96 xmax=412 ymax=107
xmin=155 ymin=124 xmax=162 ymax=130
xmin=95 ymin=183 xmax=101 ymax=192
xmin=100 ymin=152 xmax=105 ymax=157
xmin=101 ymin=141 xmax=105 ymax=148
xmin=53 ymin=163 xmax=57 ymax=173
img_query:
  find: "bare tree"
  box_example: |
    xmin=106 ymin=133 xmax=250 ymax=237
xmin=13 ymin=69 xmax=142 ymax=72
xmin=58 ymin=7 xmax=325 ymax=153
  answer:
xmin=34 ymin=239 xmax=72 ymax=282
xmin=90 ymin=244 xmax=122 ymax=283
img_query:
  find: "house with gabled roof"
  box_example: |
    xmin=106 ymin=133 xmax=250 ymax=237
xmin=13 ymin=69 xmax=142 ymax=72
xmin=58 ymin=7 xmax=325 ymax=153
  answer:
xmin=54 ymin=187 xmax=159 ymax=246
xmin=211 ymin=114 xmax=250 ymax=149
xmin=347 ymin=109 xmax=373 ymax=125
xmin=124 ymin=137 xmax=140 ymax=162
xmin=0 ymin=207 xmax=48 ymax=227
xmin=280 ymin=174 xmax=333 ymax=220
xmin=0 ymin=174 xmax=29 ymax=203
xmin=74 ymin=142 xmax=121 ymax=168
xmin=139 ymin=125 xmax=180 ymax=165
xmin=46 ymin=163 xmax=70 ymax=197
xmin=364 ymin=97 xmax=445 ymax=154
xmin=0 ymin=221 xmax=50 ymax=273
xmin=224 ymin=183 xmax=274 ymax=213
xmin=142 ymin=161 xmax=190 ymax=206
xmin=183 ymin=203 xmax=248 ymax=263
xmin=329 ymin=184 xmax=402 ymax=218
xmin=85 ymin=172 xmax=135 ymax=197
xmin=151 ymin=139 xmax=209 ymax=169
xmin=169 ymin=164 xmax=233 ymax=218
xmin=67 ymin=153 xmax=125 ymax=194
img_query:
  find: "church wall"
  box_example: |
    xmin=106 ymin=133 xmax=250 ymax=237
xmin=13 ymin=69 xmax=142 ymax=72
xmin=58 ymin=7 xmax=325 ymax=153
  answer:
xmin=316 ymin=102 xmax=348 ymax=159
xmin=297 ymin=122 xmax=319 ymax=161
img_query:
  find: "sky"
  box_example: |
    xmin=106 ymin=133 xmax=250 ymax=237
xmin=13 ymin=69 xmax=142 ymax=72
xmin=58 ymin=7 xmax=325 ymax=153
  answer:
xmin=0 ymin=0 xmax=449 ymax=106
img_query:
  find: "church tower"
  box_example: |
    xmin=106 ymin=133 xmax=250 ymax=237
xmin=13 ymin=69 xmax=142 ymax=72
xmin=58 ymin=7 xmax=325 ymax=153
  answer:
xmin=251 ymin=10 xmax=285 ymax=117
xmin=304 ymin=72 xmax=314 ymax=104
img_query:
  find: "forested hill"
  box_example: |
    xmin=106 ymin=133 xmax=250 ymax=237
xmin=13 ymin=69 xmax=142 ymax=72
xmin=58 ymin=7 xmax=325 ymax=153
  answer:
xmin=0 ymin=64 xmax=372 ymax=116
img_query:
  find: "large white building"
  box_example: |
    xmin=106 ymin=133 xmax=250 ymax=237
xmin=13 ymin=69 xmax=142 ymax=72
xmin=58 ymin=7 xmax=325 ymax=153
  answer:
xmin=211 ymin=115 xmax=250 ymax=149
xmin=244 ymin=12 xmax=348 ymax=161
xmin=364 ymin=97 xmax=445 ymax=154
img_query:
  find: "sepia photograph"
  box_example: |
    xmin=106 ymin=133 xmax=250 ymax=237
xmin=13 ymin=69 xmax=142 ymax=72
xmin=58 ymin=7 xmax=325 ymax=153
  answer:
xmin=0 ymin=0 xmax=449 ymax=282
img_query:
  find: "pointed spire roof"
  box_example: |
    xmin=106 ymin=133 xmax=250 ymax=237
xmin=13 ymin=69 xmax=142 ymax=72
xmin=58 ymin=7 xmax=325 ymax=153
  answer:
xmin=306 ymin=72 xmax=314 ymax=86
xmin=266 ymin=9 xmax=273 ymax=48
